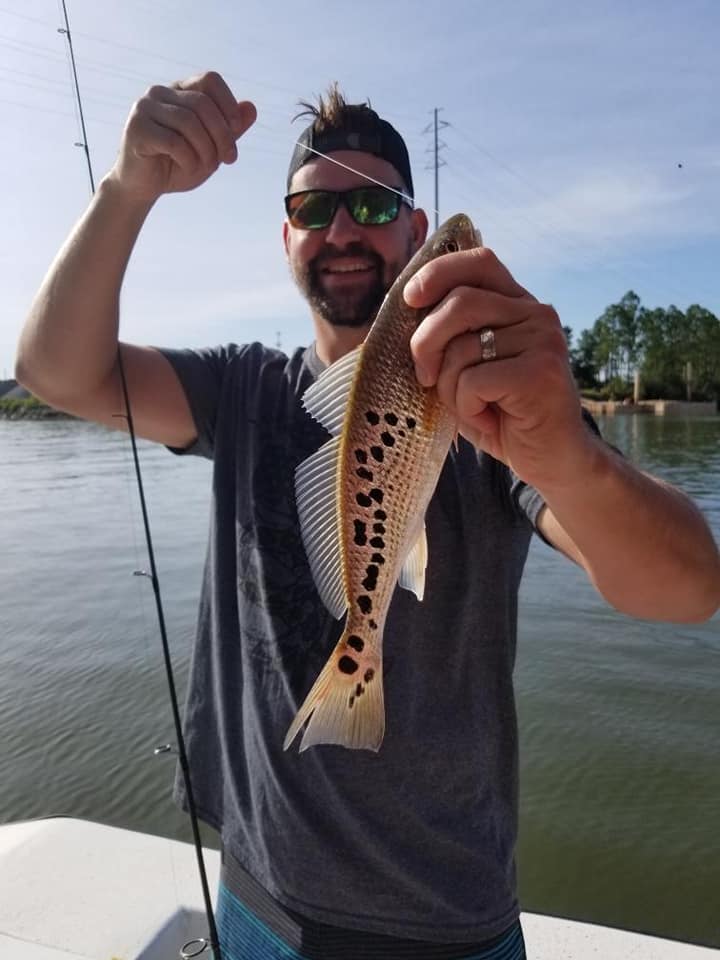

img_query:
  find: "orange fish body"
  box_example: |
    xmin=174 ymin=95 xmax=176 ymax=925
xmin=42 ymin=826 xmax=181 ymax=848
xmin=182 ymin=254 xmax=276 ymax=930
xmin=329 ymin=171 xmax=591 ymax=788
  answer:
xmin=285 ymin=214 xmax=481 ymax=752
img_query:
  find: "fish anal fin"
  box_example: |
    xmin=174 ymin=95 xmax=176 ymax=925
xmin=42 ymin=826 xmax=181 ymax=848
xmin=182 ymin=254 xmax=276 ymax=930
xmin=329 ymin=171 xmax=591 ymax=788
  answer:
xmin=397 ymin=523 xmax=428 ymax=602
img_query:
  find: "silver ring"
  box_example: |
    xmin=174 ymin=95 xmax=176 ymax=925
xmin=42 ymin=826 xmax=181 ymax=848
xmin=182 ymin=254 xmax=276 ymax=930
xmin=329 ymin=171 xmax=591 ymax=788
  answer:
xmin=479 ymin=327 xmax=497 ymax=362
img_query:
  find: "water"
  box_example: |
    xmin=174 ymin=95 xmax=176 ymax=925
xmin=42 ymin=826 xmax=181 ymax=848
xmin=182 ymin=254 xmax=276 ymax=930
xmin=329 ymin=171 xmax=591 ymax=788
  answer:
xmin=1 ymin=414 xmax=718 ymax=946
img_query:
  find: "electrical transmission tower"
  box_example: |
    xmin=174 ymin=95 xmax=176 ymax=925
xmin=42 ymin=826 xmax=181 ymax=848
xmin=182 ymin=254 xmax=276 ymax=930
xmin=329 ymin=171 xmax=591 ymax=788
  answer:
xmin=423 ymin=108 xmax=448 ymax=229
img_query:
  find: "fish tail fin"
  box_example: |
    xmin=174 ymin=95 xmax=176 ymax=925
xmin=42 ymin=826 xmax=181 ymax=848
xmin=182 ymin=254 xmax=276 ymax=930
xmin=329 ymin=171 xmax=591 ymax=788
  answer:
xmin=283 ymin=634 xmax=384 ymax=753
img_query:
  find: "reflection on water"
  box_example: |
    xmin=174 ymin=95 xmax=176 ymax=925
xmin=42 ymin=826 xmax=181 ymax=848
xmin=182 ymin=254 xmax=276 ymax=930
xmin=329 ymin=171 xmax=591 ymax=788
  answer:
xmin=1 ymin=414 xmax=719 ymax=946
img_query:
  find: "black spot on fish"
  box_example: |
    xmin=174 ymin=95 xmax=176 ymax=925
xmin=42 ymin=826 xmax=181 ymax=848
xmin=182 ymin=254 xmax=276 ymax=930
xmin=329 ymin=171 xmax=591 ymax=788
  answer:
xmin=373 ymin=523 xmax=386 ymax=534
xmin=370 ymin=536 xmax=385 ymax=549
xmin=356 ymin=492 xmax=372 ymax=508
xmin=356 ymin=467 xmax=374 ymax=481
xmin=371 ymin=554 xmax=385 ymax=565
xmin=399 ymin=430 xmax=406 ymax=438
xmin=406 ymin=417 xmax=416 ymax=429
xmin=370 ymin=446 xmax=384 ymax=463
xmin=357 ymin=595 xmax=372 ymax=614
xmin=364 ymin=668 xmax=375 ymax=683
xmin=369 ymin=620 xmax=378 ymax=630
xmin=369 ymin=488 xmax=384 ymax=504
xmin=349 ymin=695 xmax=355 ymax=709
xmin=374 ymin=510 xmax=387 ymax=521
xmin=356 ymin=682 xmax=363 ymax=697
xmin=354 ymin=449 xmax=368 ymax=464
xmin=362 ymin=565 xmax=379 ymax=592
xmin=381 ymin=431 xmax=395 ymax=447
xmin=366 ymin=411 xmax=380 ymax=425
xmin=353 ymin=520 xmax=367 ymax=546
xmin=348 ymin=635 xmax=364 ymax=653
xmin=384 ymin=412 xmax=399 ymax=426
xmin=338 ymin=655 xmax=359 ymax=675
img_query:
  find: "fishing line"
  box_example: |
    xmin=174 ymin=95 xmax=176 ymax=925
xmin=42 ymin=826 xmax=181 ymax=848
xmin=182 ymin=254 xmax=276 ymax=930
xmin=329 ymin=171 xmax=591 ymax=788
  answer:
xmin=295 ymin=142 xmax=440 ymax=220
xmin=58 ymin=3 xmax=221 ymax=958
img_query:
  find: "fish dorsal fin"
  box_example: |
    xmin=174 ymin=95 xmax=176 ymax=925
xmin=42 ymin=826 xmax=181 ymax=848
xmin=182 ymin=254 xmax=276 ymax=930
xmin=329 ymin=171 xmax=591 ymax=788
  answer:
xmin=302 ymin=344 xmax=363 ymax=437
xmin=397 ymin=523 xmax=428 ymax=601
xmin=295 ymin=435 xmax=347 ymax=619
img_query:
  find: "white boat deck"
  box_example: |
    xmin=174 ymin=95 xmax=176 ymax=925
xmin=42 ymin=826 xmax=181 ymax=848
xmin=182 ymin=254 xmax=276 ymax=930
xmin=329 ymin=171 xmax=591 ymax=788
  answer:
xmin=0 ymin=818 xmax=716 ymax=959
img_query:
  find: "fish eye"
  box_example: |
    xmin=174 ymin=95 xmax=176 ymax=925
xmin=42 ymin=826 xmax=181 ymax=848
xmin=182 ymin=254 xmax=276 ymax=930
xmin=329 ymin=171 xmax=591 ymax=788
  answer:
xmin=439 ymin=239 xmax=459 ymax=254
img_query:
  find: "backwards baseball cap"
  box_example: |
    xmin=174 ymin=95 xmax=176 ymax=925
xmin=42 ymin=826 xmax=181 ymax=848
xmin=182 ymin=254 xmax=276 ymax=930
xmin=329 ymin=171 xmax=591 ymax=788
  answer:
xmin=286 ymin=106 xmax=414 ymax=199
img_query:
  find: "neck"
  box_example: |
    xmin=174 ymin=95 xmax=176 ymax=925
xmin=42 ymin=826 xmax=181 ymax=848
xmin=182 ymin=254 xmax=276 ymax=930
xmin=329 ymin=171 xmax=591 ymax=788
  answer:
xmin=313 ymin=316 xmax=371 ymax=365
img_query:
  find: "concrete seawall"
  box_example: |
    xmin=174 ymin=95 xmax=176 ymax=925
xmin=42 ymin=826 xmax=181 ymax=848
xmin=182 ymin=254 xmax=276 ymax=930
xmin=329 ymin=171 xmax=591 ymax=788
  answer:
xmin=582 ymin=399 xmax=717 ymax=417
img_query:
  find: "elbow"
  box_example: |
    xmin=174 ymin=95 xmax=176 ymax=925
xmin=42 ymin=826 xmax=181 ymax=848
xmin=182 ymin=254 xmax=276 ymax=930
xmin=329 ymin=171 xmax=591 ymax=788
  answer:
xmin=13 ymin=350 xmax=35 ymax=394
xmin=690 ymin=557 xmax=720 ymax=623
xmin=13 ymin=348 xmax=45 ymax=404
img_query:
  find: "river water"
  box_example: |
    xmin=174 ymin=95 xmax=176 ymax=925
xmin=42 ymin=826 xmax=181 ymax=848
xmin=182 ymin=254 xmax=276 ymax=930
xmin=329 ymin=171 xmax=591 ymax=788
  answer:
xmin=1 ymin=413 xmax=718 ymax=946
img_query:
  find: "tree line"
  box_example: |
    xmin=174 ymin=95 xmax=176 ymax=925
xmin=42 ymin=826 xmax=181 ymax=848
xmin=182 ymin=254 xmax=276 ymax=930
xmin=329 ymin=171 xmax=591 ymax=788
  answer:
xmin=565 ymin=292 xmax=720 ymax=401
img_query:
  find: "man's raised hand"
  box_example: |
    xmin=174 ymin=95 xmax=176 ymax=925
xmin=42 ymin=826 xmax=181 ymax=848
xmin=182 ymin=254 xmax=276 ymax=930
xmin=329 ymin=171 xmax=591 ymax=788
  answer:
xmin=109 ymin=72 xmax=256 ymax=203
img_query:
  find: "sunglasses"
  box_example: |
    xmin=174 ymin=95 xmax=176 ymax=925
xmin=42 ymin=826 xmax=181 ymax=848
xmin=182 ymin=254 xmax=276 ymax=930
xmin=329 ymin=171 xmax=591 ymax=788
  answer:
xmin=284 ymin=186 xmax=412 ymax=230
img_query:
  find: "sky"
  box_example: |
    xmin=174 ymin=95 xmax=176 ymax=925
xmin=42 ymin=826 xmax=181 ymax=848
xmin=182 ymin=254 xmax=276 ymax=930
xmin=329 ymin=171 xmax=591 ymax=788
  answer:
xmin=2 ymin=0 xmax=719 ymax=379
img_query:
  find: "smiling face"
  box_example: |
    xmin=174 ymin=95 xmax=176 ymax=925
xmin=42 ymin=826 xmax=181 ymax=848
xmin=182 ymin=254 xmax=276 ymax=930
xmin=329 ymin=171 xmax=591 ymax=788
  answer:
xmin=283 ymin=151 xmax=427 ymax=332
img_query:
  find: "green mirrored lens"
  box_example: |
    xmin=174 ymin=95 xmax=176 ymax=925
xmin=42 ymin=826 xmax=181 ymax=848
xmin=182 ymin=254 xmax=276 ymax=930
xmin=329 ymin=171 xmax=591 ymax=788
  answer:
xmin=349 ymin=188 xmax=400 ymax=225
xmin=292 ymin=192 xmax=336 ymax=228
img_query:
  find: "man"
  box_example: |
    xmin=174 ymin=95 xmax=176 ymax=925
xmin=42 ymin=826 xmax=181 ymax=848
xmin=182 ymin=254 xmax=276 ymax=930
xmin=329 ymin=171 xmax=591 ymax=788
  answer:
xmin=16 ymin=73 xmax=720 ymax=960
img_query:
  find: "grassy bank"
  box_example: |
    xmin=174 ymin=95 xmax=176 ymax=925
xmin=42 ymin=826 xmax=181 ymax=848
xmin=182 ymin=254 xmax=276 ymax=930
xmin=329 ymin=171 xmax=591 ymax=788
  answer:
xmin=0 ymin=397 xmax=74 ymax=420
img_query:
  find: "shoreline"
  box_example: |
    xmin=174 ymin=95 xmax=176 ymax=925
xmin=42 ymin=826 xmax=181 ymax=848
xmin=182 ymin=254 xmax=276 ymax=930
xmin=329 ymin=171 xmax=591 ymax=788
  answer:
xmin=582 ymin=399 xmax=717 ymax=417
xmin=0 ymin=402 xmax=75 ymax=421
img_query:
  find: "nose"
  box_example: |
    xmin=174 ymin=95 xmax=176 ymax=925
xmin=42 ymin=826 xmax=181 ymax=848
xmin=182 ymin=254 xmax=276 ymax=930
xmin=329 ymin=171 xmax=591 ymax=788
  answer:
xmin=324 ymin=199 xmax=363 ymax=246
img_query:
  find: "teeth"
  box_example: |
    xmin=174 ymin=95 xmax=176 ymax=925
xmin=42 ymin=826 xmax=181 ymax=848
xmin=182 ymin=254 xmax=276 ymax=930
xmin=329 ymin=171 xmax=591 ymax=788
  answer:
xmin=325 ymin=263 xmax=372 ymax=274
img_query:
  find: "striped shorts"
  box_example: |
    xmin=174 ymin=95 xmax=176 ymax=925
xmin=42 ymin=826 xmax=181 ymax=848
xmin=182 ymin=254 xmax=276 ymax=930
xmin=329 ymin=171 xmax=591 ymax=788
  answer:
xmin=215 ymin=874 xmax=527 ymax=960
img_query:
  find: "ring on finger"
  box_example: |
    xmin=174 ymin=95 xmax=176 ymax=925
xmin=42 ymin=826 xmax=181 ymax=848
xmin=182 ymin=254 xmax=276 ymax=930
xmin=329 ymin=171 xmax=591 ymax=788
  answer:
xmin=478 ymin=327 xmax=497 ymax=362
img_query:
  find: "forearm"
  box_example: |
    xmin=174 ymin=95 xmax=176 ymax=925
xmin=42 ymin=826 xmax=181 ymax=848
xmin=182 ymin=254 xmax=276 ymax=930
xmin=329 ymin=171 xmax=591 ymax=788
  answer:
xmin=15 ymin=174 xmax=155 ymax=404
xmin=538 ymin=439 xmax=720 ymax=622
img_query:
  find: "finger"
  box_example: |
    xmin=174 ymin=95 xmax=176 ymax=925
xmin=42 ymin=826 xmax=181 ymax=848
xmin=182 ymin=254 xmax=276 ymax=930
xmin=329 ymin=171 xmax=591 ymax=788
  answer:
xmin=142 ymin=97 xmax=217 ymax=171
xmin=453 ymin=350 xmax=572 ymax=428
xmin=135 ymin=119 xmax=201 ymax=175
xmin=175 ymin=89 xmax=240 ymax=164
xmin=129 ymin=95 xmax=201 ymax=172
xmin=174 ymin=72 xmax=257 ymax=139
xmin=156 ymin=85 xmax=237 ymax=164
xmin=404 ymin=246 xmax=532 ymax=309
xmin=434 ymin=321 xmax=564 ymax=414
xmin=412 ymin=289 xmax=556 ymax=387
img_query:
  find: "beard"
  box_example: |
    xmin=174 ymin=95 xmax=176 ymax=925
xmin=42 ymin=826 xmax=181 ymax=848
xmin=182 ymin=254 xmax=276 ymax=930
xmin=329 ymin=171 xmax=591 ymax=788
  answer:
xmin=293 ymin=241 xmax=410 ymax=329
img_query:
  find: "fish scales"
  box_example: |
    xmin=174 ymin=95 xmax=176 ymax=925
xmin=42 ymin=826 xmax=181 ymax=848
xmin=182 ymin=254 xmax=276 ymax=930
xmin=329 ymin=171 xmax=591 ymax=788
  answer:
xmin=285 ymin=214 xmax=480 ymax=753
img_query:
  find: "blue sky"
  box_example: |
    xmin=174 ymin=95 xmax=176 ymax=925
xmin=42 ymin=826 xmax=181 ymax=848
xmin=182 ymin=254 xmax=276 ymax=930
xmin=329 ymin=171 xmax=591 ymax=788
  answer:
xmin=2 ymin=0 xmax=719 ymax=378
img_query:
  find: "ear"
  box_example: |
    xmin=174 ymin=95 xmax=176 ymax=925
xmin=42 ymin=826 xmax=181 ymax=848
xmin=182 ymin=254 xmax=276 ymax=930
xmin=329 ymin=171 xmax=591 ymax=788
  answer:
xmin=282 ymin=220 xmax=290 ymax=258
xmin=410 ymin=208 xmax=429 ymax=253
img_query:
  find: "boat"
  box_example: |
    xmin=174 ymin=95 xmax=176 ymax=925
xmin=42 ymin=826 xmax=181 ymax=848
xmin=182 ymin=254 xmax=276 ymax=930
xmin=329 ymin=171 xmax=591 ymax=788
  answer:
xmin=1 ymin=817 xmax=716 ymax=959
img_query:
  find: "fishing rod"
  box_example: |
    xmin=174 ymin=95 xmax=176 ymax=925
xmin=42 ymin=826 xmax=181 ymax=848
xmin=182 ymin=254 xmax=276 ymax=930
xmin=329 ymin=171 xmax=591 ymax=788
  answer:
xmin=57 ymin=3 xmax=221 ymax=957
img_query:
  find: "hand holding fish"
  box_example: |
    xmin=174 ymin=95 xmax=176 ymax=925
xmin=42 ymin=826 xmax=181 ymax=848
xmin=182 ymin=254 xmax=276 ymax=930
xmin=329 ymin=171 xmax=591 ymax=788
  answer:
xmin=405 ymin=247 xmax=596 ymax=491
xmin=109 ymin=72 xmax=256 ymax=204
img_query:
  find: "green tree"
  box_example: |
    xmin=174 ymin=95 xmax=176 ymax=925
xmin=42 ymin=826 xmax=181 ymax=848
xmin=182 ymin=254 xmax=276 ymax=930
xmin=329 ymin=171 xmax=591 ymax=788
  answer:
xmin=571 ymin=328 xmax=600 ymax=388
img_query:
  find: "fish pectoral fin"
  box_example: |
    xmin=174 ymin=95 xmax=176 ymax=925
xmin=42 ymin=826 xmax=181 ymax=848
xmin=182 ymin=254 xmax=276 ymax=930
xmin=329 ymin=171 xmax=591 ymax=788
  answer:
xmin=284 ymin=638 xmax=384 ymax=752
xmin=301 ymin=344 xmax=364 ymax=436
xmin=295 ymin=435 xmax=347 ymax=619
xmin=397 ymin=522 xmax=428 ymax=602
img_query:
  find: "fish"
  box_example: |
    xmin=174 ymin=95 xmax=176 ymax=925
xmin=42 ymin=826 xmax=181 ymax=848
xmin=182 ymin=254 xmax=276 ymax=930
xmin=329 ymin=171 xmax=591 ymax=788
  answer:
xmin=284 ymin=214 xmax=482 ymax=753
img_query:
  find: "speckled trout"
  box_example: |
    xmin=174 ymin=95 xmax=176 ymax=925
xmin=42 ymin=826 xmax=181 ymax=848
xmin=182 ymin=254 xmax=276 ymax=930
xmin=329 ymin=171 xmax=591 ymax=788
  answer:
xmin=285 ymin=214 xmax=481 ymax=753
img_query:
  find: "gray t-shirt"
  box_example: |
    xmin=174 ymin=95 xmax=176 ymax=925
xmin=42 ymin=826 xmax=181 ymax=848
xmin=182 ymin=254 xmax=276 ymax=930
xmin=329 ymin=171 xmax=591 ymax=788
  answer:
xmin=161 ymin=341 xmax=545 ymax=942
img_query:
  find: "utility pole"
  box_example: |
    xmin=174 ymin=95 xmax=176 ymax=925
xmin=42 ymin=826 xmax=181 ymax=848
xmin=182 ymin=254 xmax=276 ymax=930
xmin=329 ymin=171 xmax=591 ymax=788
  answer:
xmin=423 ymin=108 xmax=448 ymax=229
